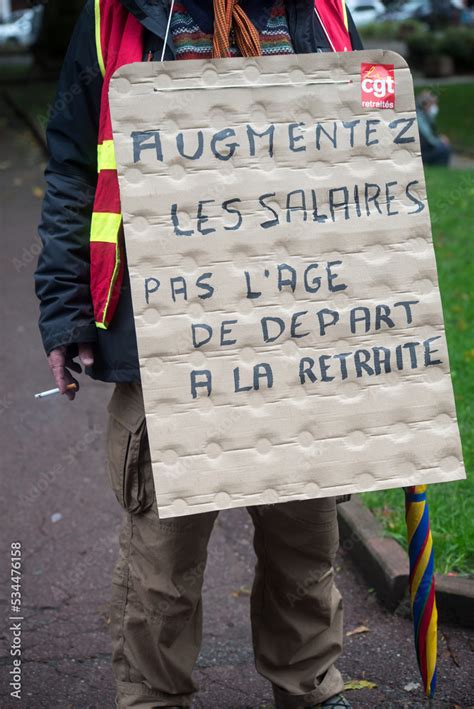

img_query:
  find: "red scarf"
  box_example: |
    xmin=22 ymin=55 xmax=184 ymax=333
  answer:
xmin=314 ymin=0 xmax=352 ymax=52
xmin=90 ymin=0 xmax=143 ymax=329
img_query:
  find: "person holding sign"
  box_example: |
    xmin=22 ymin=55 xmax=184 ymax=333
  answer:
xmin=35 ymin=1 xmax=363 ymax=707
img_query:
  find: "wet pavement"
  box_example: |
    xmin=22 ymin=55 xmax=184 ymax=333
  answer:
xmin=0 ymin=100 xmax=473 ymax=708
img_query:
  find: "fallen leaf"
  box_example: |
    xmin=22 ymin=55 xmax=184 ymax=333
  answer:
xmin=344 ymin=679 xmax=377 ymax=691
xmin=346 ymin=624 xmax=370 ymax=637
xmin=403 ymin=681 xmax=420 ymax=692
xmin=231 ymin=585 xmax=251 ymax=598
xmin=32 ymin=186 xmax=44 ymax=199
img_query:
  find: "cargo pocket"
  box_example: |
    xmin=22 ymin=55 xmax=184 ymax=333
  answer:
xmin=279 ymin=497 xmax=338 ymax=527
xmin=106 ymin=391 xmax=155 ymax=515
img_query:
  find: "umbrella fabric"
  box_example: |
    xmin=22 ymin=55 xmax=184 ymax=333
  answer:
xmin=405 ymin=484 xmax=438 ymax=698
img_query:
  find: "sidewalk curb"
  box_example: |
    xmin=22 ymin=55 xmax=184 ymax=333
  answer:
xmin=337 ymin=497 xmax=474 ymax=627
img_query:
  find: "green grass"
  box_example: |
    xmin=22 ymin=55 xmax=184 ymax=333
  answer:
xmin=416 ymin=83 xmax=474 ymax=153
xmin=0 ymin=62 xmax=32 ymax=81
xmin=363 ymin=168 xmax=474 ymax=576
xmin=4 ymin=81 xmax=56 ymax=137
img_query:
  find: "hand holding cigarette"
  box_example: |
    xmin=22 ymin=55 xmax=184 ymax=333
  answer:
xmin=45 ymin=343 xmax=94 ymax=401
xmin=35 ymin=383 xmax=78 ymax=399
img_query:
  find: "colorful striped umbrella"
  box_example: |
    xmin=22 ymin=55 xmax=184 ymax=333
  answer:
xmin=405 ymin=485 xmax=438 ymax=698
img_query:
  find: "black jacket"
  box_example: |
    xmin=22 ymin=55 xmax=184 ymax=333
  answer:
xmin=35 ymin=0 xmax=363 ymax=383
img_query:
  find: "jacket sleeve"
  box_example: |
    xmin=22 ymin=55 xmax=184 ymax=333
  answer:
xmin=35 ymin=0 xmax=102 ymax=355
xmin=416 ymin=110 xmax=439 ymax=147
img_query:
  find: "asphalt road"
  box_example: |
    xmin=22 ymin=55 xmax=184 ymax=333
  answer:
xmin=0 ymin=100 xmax=473 ymax=709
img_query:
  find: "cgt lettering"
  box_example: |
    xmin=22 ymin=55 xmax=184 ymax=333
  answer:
xmin=361 ymin=63 xmax=395 ymax=109
xmin=361 ymin=75 xmax=394 ymax=98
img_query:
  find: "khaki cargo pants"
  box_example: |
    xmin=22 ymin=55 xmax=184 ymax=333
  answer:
xmin=106 ymin=382 xmax=344 ymax=708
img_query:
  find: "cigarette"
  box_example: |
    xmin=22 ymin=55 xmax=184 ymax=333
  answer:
xmin=34 ymin=383 xmax=77 ymax=399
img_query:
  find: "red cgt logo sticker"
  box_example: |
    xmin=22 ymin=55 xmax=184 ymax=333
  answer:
xmin=361 ymin=63 xmax=395 ymax=110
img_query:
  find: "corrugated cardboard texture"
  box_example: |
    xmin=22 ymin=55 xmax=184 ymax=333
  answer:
xmin=109 ymin=51 xmax=465 ymax=518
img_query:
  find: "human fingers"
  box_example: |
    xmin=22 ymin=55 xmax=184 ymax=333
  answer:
xmin=78 ymin=343 xmax=94 ymax=367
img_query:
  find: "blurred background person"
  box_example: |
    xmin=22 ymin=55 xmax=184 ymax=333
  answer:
xmin=416 ymin=89 xmax=452 ymax=166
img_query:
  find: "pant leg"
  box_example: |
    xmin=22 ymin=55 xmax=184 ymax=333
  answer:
xmin=106 ymin=383 xmax=218 ymax=708
xmin=422 ymin=141 xmax=451 ymax=166
xmin=247 ymin=498 xmax=344 ymax=708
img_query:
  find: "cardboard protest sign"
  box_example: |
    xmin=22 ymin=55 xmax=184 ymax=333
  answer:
xmin=109 ymin=50 xmax=465 ymax=518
